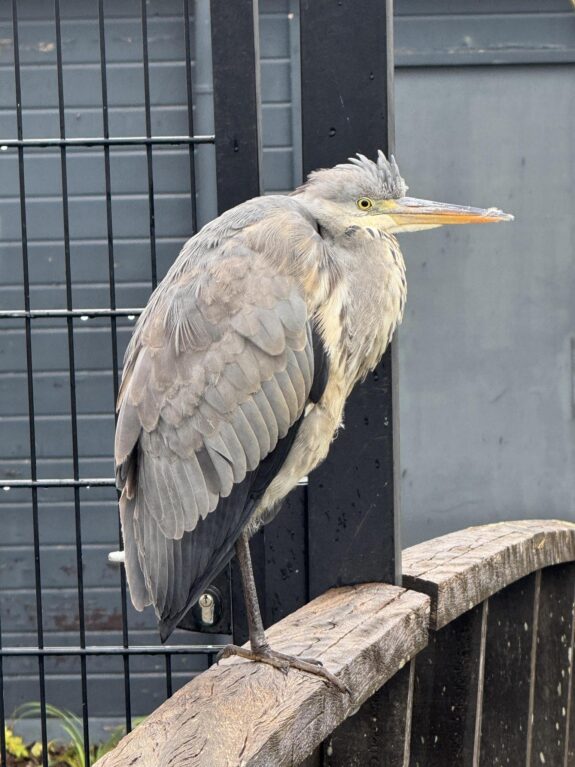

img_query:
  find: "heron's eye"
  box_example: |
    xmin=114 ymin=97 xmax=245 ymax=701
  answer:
xmin=357 ymin=197 xmax=373 ymax=211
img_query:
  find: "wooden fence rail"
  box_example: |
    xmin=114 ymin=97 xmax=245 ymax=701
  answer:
xmin=94 ymin=519 xmax=575 ymax=767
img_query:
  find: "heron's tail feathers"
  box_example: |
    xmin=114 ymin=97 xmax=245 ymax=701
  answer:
xmin=119 ymin=489 xmax=152 ymax=612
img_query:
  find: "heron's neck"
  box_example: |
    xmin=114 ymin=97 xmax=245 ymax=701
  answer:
xmin=294 ymin=192 xmax=359 ymax=240
xmin=315 ymin=230 xmax=407 ymax=389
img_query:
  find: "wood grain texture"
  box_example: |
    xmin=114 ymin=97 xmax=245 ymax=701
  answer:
xmin=403 ymin=519 xmax=575 ymax=629
xmin=93 ymin=583 xmax=430 ymax=767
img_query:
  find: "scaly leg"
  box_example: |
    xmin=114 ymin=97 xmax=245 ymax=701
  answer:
xmin=217 ymin=531 xmax=347 ymax=693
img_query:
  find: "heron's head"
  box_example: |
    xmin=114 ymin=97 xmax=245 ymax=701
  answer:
xmin=295 ymin=151 xmax=513 ymax=235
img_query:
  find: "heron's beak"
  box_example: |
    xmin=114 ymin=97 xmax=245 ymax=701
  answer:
xmin=385 ymin=197 xmax=514 ymax=227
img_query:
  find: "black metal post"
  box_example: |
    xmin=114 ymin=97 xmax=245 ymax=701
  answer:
xmin=183 ymin=0 xmax=199 ymax=234
xmin=141 ymin=0 xmax=158 ymax=289
xmin=209 ymin=0 xmax=263 ymax=643
xmin=211 ymin=0 xmax=262 ymax=214
xmin=300 ymin=0 xmax=401 ymax=596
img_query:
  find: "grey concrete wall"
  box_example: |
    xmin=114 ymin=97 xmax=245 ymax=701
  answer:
xmin=395 ymin=64 xmax=575 ymax=545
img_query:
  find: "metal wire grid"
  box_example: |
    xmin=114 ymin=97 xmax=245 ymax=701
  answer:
xmin=0 ymin=1 xmax=216 ymax=764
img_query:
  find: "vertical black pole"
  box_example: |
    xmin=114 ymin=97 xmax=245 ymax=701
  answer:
xmin=300 ymin=0 xmax=401 ymax=595
xmin=210 ymin=0 xmax=263 ymax=643
xmin=141 ymin=0 xmax=158 ymax=290
xmin=299 ymin=14 xmax=403 ymax=762
xmin=210 ymin=0 xmax=262 ymax=214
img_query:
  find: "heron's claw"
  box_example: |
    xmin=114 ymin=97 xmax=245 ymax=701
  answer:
xmin=215 ymin=643 xmax=348 ymax=693
xmin=299 ymin=656 xmax=323 ymax=667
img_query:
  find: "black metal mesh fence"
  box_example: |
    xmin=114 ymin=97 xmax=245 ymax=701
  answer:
xmin=0 ymin=1 xmax=224 ymax=762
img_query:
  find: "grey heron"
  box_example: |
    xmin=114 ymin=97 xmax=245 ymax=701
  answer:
xmin=115 ymin=152 xmax=512 ymax=690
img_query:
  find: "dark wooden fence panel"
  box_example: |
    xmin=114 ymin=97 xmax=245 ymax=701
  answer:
xmin=402 ymin=522 xmax=575 ymax=767
xmin=324 ymin=557 xmax=575 ymax=767
xmin=569 ymin=654 xmax=575 ymax=767
xmin=531 ymin=562 xmax=575 ymax=766
xmin=324 ymin=662 xmax=414 ymax=766
xmin=299 ymin=748 xmax=321 ymax=767
xmin=410 ymin=603 xmax=486 ymax=765
xmin=479 ymin=573 xmax=539 ymax=766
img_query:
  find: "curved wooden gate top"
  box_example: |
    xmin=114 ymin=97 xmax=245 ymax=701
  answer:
xmin=95 ymin=518 xmax=575 ymax=767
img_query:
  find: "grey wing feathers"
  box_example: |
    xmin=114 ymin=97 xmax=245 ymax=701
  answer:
xmin=115 ymin=233 xmax=317 ymax=632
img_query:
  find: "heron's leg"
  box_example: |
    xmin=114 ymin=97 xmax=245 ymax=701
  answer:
xmin=216 ymin=531 xmax=348 ymax=693
xmin=235 ymin=529 xmax=268 ymax=652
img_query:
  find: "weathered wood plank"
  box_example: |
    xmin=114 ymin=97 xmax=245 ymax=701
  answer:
xmin=324 ymin=661 xmax=414 ymax=766
xmin=94 ymin=584 xmax=430 ymax=767
xmin=530 ymin=563 xmax=575 ymax=767
xmin=410 ymin=603 xmax=485 ymax=766
xmin=479 ymin=573 xmax=538 ymax=766
xmin=403 ymin=520 xmax=575 ymax=629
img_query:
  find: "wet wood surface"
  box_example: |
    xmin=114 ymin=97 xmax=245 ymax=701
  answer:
xmin=93 ymin=520 xmax=575 ymax=766
xmin=403 ymin=519 xmax=575 ymax=629
xmin=94 ymin=583 xmax=429 ymax=767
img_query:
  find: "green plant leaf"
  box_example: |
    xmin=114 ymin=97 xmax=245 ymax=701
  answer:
xmin=11 ymin=703 xmax=145 ymax=766
xmin=5 ymin=726 xmax=30 ymax=759
xmin=14 ymin=703 xmax=87 ymax=767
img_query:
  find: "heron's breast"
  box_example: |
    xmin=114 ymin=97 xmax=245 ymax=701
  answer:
xmin=314 ymin=234 xmax=406 ymax=389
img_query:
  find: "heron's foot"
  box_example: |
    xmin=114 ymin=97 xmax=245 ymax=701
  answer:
xmin=216 ymin=643 xmax=348 ymax=694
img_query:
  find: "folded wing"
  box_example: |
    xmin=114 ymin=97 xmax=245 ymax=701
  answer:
xmin=115 ymin=238 xmax=319 ymax=639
